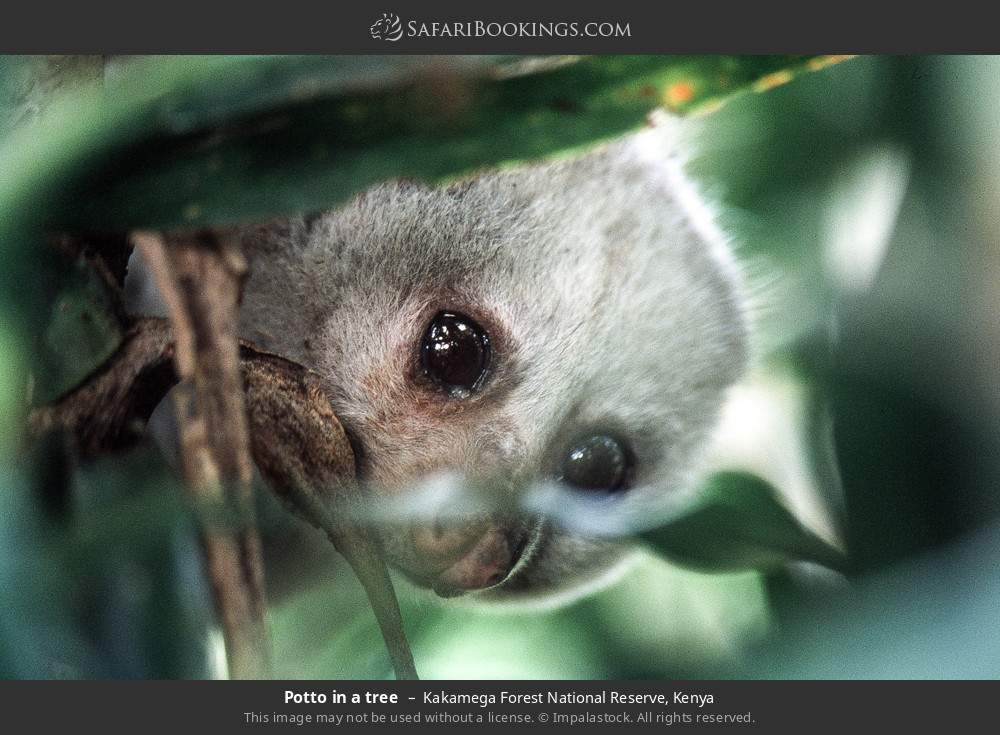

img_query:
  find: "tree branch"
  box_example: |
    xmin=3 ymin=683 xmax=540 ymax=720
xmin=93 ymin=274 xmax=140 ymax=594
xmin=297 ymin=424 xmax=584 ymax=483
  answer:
xmin=29 ymin=317 xmax=174 ymax=456
xmin=132 ymin=229 xmax=269 ymax=680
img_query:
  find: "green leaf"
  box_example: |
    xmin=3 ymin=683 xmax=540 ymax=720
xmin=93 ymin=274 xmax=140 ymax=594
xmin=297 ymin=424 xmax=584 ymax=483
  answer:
xmin=1 ymin=55 xmax=851 ymax=234
xmin=642 ymin=471 xmax=848 ymax=573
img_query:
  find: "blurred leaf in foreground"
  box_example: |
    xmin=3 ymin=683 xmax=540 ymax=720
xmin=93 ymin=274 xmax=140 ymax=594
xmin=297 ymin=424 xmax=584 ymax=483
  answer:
xmin=0 ymin=55 xmax=852 ymax=235
xmin=0 ymin=441 xmax=214 ymax=678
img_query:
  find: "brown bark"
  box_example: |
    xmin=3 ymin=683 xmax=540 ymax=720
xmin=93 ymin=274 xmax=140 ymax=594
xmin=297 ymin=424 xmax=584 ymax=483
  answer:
xmin=29 ymin=317 xmax=174 ymax=457
xmin=132 ymin=229 xmax=269 ymax=680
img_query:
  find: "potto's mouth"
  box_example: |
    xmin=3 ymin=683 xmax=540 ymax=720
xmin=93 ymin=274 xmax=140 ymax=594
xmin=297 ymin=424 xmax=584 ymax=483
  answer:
xmin=431 ymin=527 xmax=530 ymax=598
xmin=394 ymin=521 xmax=530 ymax=598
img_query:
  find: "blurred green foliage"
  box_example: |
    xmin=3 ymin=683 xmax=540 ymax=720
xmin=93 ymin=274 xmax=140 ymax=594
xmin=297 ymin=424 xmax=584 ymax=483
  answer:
xmin=2 ymin=55 xmax=999 ymax=680
xmin=3 ymin=55 xmax=827 ymax=232
xmin=642 ymin=472 xmax=845 ymax=573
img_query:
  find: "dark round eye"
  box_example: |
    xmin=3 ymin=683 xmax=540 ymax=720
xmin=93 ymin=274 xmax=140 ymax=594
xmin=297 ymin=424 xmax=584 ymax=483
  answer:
xmin=560 ymin=434 xmax=632 ymax=494
xmin=420 ymin=311 xmax=491 ymax=397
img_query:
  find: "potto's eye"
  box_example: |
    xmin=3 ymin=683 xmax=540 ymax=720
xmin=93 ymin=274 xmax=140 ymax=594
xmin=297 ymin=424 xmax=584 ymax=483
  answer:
xmin=560 ymin=434 xmax=632 ymax=494
xmin=420 ymin=311 xmax=491 ymax=397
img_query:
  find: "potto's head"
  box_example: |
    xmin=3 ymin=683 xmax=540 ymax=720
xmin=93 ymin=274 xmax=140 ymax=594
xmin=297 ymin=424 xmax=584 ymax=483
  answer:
xmin=239 ymin=124 xmax=749 ymax=605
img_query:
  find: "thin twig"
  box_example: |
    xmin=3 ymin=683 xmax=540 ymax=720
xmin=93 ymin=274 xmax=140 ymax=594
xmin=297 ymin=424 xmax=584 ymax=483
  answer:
xmin=132 ymin=230 xmax=270 ymax=680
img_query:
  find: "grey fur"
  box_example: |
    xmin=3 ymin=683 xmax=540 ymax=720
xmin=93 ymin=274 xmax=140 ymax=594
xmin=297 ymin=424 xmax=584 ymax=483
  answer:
xmin=234 ymin=122 xmax=750 ymax=605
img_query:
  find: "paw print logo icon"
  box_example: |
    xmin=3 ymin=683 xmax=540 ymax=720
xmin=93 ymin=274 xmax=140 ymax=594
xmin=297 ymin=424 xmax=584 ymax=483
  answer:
xmin=370 ymin=13 xmax=404 ymax=41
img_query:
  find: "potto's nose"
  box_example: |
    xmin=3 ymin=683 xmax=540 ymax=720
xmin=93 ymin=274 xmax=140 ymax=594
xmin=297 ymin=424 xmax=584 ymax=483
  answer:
xmin=411 ymin=516 xmax=489 ymax=559
xmin=406 ymin=516 xmax=526 ymax=597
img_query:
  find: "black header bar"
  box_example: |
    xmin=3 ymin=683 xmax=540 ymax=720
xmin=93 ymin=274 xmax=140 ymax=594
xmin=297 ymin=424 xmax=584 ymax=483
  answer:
xmin=2 ymin=1 xmax=999 ymax=54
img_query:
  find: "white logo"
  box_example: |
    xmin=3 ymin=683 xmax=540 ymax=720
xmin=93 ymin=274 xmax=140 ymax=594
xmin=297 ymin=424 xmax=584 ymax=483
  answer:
xmin=370 ymin=12 xmax=403 ymax=41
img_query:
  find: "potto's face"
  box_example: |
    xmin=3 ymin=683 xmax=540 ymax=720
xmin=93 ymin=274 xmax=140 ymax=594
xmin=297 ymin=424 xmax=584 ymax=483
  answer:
xmin=239 ymin=127 xmax=748 ymax=603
